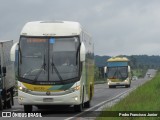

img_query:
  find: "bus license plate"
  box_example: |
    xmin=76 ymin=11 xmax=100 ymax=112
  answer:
xmin=43 ymin=98 xmax=53 ymax=102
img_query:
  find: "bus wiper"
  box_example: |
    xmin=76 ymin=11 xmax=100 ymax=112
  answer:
xmin=119 ymin=71 xmax=128 ymax=80
xmin=43 ymin=54 xmax=46 ymax=70
xmin=51 ymin=56 xmax=63 ymax=82
xmin=34 ymin=54 xmax=46 ymax=81
xmin=112 ymin=70 xmax=117 ymax=79
xmin=118 ymin=70 xmax=123 ymax=79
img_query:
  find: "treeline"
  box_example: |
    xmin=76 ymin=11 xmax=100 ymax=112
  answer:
xmin=95 ymin=55 xmax=160 ymax=69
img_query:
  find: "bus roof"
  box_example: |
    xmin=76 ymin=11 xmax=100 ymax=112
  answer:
xmin=107 ymin=56 xmax=129 ymax=62
xmin=21 ymin=21 xmax=82 ymax=37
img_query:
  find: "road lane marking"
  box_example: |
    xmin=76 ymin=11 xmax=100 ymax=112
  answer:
xmin=11 ymin=109 xmax=22 ymax=111
xmin=65 ymin=87 xmax=136 ymax=120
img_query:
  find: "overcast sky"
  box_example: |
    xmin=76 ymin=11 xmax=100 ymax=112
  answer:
xmin=1 ymin=0 xmax=160 ymax=56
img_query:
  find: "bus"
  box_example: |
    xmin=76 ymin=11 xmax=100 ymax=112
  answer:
xmin=106 ymin=56 xmax=131 ymax=88
xmin=10 ymin=21 xmax=94 ymax=112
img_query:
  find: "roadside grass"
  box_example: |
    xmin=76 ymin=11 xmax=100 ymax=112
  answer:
xmin=97 ymin=71 xmax=160 ymax=120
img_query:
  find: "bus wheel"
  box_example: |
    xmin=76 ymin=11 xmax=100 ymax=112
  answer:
xmin=11 ymin=89 xmax=14 ymax=105
xmin=3 ymin=101 xmax=7 ymax=109
xmin=6 ymin=93 xmax=12 ymax=108
xmin=84 ymin=86 xmax=92 ymax=108
xmin=24 ymin=105 xmax=32 ymax=113
xmin=109 ymin=85 xmax=116 ymax=88
xmin=0 ymin=98 xmax=3 ymax=110
xmin=126 ymin=85 xmax=130 ymax=88
xmin=74 ymin=104 xmax=83 ymax=112
xmin=84 ymin=101 xmax=90 ymax=108
xmin=6 ymin=98 xmax=12 ymax=108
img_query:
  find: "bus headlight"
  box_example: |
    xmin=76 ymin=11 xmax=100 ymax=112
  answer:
xmin=74 ymin=85 xmax=80 ymax=91
xmin=19 ymin=86 xmax=23 ymax=90
xmin=18 ymin=86 xmax=29 ymax=93
xmin=108 ymin=80 xmax=111 ymax=84
xmin=124 ymin=80 xmax=129 ymax=83
xmin=67 ymin=85 xmax=81 ymax=93
xmin=74 ymin=97 xmax=78 ymax=101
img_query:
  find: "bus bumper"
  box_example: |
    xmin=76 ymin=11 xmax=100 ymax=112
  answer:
xmin=108 ymin=80 xmax=130 ymax=86
xmin=18 ymin=90 xmax=81 ymax=105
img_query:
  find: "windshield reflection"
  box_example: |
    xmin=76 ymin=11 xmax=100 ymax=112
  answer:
xmin=19 ymin=37 xmax=80 ymax=82
xmin=108 ymin=66 xmax=128 ymax=80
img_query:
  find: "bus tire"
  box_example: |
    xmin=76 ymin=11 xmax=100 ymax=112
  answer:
xmin=84 ymin=101 xmax=90 ymax=108
xmin=24 ymin=105 xmax=32 ymax=113
xmin=109 ymin=85 xmax=113 ymax=88
xmin=0 ymin=98 xmax=3 ymax=110
xmin=74 ymin=104 xmax=83 ymax=112
xmin=3 ymin=101 xmax=7 ymax=109
xmin=6 ymin=98 xmax=12 ymax=109
xmin=84 ymin=86 xmax=92 ymax=108
xmin=6 ymin=92 xmax=12 ymax=108
xmin=126 ymin=85 xmax=130 ymax=88
xmin=11 ymin=88 xmax=14 ymax=105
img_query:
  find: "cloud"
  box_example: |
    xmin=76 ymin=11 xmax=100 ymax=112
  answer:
xmin=0 ymin=0 xmax=160 ymax=55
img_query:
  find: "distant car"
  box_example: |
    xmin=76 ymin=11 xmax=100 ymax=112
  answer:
xmin=132 ymin=76 xmax=138 ymax=80
xmin=147 ymin=73 xmax=151 ymax=75
xmin=147 ymin=73 xmax=151 ymax=77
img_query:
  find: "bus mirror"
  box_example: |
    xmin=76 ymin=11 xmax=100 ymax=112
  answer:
xmin=104 ymin=66 xmax=108 ymax=78
xmin=10 ymin=42 xmax=18 ymax=62
xmin=104 ymin=66 xmax=107 ymax=73
xmin=2 ymin=67 xmax=6 ymax=74
xmin=128 ymin=66 xmax=131 ymax=72
xmin=80 ymin=42 xmax=86 ymax=62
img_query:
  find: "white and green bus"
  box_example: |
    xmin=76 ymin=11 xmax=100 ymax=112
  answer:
xmin=11 ymin=21 xmax=94 ymax=112
xmin=106 ymin=56 xmax=131 ymax=88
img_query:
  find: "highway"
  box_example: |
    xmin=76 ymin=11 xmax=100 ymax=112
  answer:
xmin=1 ymin=69 xmax=156 ymax=120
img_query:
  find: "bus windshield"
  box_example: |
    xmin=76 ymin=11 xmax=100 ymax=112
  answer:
xmin=19 ymin=36 xmax=80 ymax=83
xmin=107 ymin=66 xmax=128 ymax=80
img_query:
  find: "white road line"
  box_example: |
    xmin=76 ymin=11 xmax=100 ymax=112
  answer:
xmin=65 ymin=87 xmax=136 ymax=120
xmin=11 ymin=109 xmax=22 ymax=111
